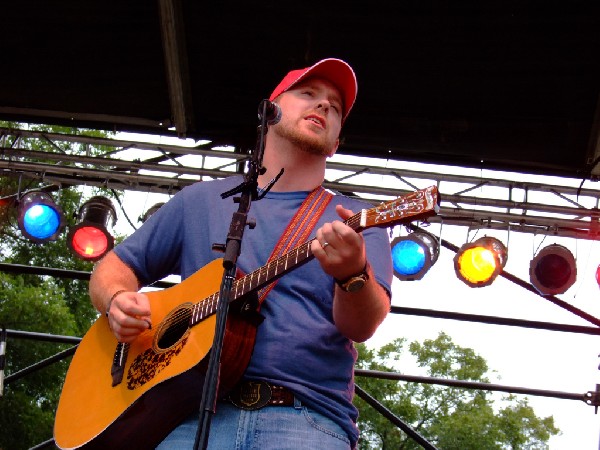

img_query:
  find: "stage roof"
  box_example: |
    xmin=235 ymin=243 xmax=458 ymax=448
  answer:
xmin=2 ymin=2 xmax=600 ymax=179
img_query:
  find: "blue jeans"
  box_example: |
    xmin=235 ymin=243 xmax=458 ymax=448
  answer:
xmin=156 ymin=398 xmax=352 ymax=449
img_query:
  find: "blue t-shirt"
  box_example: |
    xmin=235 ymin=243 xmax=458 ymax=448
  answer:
xmin=114 ymin=175 xmax=393 ymax=446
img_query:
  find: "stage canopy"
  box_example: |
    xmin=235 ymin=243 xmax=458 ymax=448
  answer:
xmin=1 ymin=1 xmax=600 ymax=179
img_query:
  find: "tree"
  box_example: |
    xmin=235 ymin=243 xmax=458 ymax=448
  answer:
xmin=0 ymin=122 xmax=119 ymax=449
xmin=0 ymin=272 xmax=77 ymax=449
xmin=354 ymin=333 xmax=559 ymax=449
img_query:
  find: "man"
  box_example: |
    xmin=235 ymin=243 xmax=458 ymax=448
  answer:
xmin=89 ymin=58 xmax=393 ymax=449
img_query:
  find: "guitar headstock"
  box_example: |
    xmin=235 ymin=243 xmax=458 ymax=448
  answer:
xmin=359 ymin=186 xmax=440 ymax=230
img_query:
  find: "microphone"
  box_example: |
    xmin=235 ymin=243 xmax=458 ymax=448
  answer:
xmin=258 ymin=99 xmax=282 ymax=125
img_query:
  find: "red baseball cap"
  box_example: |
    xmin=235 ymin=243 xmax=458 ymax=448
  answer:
xmin=269 ymin=58 xmax=358 ymax=122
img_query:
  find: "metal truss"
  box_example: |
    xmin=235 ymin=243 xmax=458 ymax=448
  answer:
xmin=2 ymin=126 xmax=600 ymax=240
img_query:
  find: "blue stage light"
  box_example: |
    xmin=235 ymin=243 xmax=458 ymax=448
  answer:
xmin=390 ymin=230 xmax=439 ymax=281
xmin=392 ymin=239 xmax=425 ymax=276
xmin=17 ymin=191 xmax=65 ymax=243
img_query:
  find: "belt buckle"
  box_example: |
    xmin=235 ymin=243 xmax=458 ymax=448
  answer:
xmin=229 ymin=380 xmax=272 ymax=411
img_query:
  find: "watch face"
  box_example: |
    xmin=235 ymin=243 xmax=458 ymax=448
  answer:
xmin=346 ymin=277 xmax=366 ymax=292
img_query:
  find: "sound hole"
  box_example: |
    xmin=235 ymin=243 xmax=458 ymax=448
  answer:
xmin=155 ymin=304 xmax=192 ymax=351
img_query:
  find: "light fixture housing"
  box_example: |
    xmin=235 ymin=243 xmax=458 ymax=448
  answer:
xmin=67 ymin=196 xmax=116 ymax=261
xmin=17 ymin=191 xmax=65 ymax=243
xmin=454 ymin=236 xmax=508 ymax=287
xmin=529 ymin=244 xmax=576 ymax=295
xmin=139 ymin=202 xmax=165 ymax=223
xmin=390 ymin=230 xmax=440 ymax=281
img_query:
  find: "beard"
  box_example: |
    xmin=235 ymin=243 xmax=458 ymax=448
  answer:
xmin=273 ymin=119 xmax=336 ymax=157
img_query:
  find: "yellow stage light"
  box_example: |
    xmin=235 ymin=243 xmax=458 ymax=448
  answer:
xmin=454 ymin=236 xmax=508 ymax=287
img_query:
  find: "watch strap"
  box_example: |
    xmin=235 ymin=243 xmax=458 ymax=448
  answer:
xmin=335 ymin=262 xmax=370 ymax=291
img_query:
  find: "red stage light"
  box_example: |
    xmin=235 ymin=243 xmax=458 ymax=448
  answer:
xmin=69 ymin=226 xmax=111 ymax=260
xmin=67 ymin=196 xmax=116 ymax=261
xmin=530 ymin=244 xmax=576 ymax=295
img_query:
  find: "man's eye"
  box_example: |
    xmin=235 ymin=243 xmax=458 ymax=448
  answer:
xmin=329 ymin=103 xmax=342 ymax=114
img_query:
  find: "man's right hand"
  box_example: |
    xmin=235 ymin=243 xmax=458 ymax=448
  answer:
xmin=106 ymin=291 xmax=152 ymax=343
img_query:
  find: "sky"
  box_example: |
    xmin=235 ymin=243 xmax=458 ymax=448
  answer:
xmin=109 ymin=132 xmax=600 ymax=450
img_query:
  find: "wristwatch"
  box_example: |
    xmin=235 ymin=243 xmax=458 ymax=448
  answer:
xmin=335 ymin=263 xmax=370 ymax=293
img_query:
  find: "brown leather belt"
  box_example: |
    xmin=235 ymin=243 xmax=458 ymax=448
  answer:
xmin=227 ymin=380 xmax=295 ymax=410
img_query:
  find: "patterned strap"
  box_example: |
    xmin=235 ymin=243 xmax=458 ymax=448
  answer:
xmin=256 ymin=186 xmax=333 ymax=305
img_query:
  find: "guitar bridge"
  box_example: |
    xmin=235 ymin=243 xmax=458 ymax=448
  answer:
xmin=111 ymin=342 xmax=129 ymax=387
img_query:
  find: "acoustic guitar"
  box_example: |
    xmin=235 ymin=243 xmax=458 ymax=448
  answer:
xmin=54 ymin=186 xmax=439 ymax=450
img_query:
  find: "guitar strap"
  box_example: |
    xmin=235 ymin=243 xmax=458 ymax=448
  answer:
xmin=256 ymin=186 xmax=333 ymax=306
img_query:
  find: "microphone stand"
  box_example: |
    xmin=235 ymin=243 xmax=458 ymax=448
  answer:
xmin=193 ymin=100 xmax=281 ymax=450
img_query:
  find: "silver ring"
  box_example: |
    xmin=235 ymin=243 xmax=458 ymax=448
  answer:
xmin=321 ymin=241 xmax=330 ymax=249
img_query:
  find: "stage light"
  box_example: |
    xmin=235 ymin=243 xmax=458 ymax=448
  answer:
xmin=454 ymin=236 xmax=508 ymax=287
xmin=17 ymin=191 xmax=65 ymax=243
xmin=390 ymin=230 xmax=440 ymax=280
xmin=139 ymin=202 xmax=165 ymax=223
xmin=530 ymin=244 xmax=576 ymax=295
xmin=67 ymin=196 xmax=116 ymax=261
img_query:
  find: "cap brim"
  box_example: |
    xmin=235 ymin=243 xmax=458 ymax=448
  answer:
xmin=269 ymin=58 xmax=357 ymax=121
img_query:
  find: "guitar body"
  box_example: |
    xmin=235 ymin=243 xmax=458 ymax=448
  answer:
xmin=54 ymin=258 xmax=259 ymax=450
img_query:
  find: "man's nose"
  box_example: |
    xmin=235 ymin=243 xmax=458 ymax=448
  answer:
xmin=317 ymin=100 xmax=330 ymax=112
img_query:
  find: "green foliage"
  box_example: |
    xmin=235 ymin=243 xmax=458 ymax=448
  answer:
xmin=354 ymin=333 xmax=559 ymax=449
xmin=0 ymin=272 xmax=77 ymax=450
